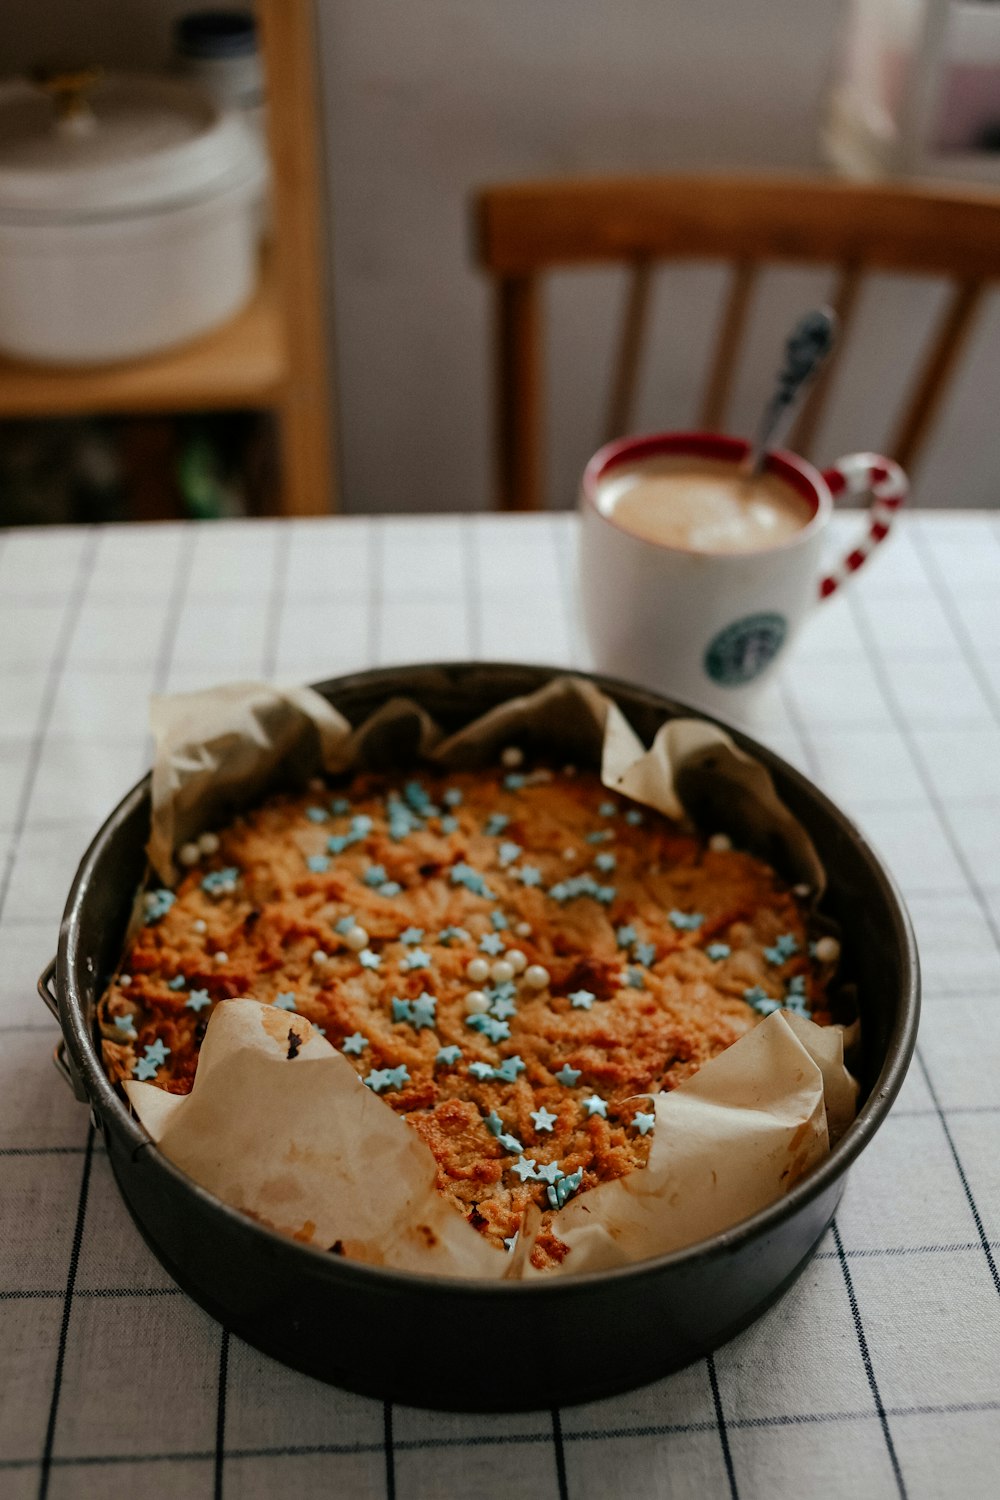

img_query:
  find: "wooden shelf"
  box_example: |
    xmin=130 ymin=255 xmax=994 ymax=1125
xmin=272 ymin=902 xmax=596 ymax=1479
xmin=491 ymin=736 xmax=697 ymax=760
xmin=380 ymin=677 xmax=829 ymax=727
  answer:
xmin=0 ymin=250 xmax=289 ymax=419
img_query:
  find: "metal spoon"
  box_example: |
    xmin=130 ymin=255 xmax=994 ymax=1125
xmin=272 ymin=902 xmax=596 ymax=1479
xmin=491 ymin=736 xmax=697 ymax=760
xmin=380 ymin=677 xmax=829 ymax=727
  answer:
xmin=744 ymin=306 xmax=838 ymax=476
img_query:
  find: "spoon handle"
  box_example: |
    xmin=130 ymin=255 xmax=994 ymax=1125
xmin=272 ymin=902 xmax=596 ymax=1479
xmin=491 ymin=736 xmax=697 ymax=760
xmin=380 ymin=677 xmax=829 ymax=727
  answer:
xmin=746 ymin=307 xmax=838 ymax=475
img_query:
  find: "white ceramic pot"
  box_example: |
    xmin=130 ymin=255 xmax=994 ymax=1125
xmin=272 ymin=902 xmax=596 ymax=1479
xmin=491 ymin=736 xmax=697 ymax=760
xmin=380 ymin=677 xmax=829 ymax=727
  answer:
xmin=0 ymin=73 xmax=265 ymax=365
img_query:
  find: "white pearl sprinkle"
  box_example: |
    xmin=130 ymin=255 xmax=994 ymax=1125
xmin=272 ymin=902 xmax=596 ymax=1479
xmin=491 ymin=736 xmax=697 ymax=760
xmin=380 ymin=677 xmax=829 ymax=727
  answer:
xmin=178 ymin=842 xmax=201 ymax=867
xmin=814 ymin=935 xmax=841 ymax=964
xmin=515 ymin=922 xmax=532 ymax=938
xmin=119 ymin=975 xmax=131 ymax=987
xmin=213 ymin=951 xmax=228 ymax=964
xmin=794 ymin=884 xmax=811 ymax=899
xmin=465 ymin=989 xmax=489 ymax=1014
xmin=501 ymin=746 xmax=524 ymax=768
xmin=506 ymin=948 xmax=527 ymax=973
xmin=198 ymin=832 xmax=220 ymax=856
xmin=311 ymin=950 xmax=329 ymax=966
xmin=466 ymin=957 xmax=490 ymax=984
xmin=490 ymin=959 xmax=515 ymax=984
xmin=193 ymin=919 xmax=207 ymax=934
xmin=524 ymin=964 xmax=549 ymax=990
xmin=708 ymin=833 xmax=732 ymax=852
xmin=344 ymin=925 xmax=369 ymax=951
xmin=562 ymin=847 xmax=576 ymax=861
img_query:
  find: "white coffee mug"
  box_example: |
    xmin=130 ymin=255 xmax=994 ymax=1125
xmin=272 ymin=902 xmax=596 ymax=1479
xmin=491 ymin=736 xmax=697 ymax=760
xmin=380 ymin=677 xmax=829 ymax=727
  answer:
xmin=578 ymin=431 xmax=908 ymax=718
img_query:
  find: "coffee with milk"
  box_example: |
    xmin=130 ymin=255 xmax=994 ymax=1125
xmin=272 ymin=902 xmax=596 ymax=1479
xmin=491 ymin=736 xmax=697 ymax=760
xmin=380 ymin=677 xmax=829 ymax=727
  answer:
xmin=596 ymin=455 xmax=812 ymax=554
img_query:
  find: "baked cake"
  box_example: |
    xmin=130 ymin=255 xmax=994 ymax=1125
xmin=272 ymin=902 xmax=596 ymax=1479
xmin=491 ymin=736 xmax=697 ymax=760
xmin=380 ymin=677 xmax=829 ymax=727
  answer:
xmin=100 ymin=754 xmax=838 ymax=1268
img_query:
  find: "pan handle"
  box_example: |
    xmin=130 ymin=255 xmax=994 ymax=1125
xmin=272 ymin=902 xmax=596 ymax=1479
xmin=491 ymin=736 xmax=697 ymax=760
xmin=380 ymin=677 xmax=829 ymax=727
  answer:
xmin=37 ymin=957 xmax=89 ymax=1103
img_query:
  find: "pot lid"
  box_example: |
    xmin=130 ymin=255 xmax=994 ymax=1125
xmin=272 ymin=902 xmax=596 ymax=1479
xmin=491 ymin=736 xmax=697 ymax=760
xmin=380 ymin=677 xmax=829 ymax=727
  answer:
xmin=0 ymin=70 xmax=262 ymax=221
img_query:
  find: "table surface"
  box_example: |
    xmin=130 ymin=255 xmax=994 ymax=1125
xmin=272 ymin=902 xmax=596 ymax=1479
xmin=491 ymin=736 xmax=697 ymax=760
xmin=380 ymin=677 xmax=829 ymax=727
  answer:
xmin=1 ymin=511 xmax=999 ymax=1500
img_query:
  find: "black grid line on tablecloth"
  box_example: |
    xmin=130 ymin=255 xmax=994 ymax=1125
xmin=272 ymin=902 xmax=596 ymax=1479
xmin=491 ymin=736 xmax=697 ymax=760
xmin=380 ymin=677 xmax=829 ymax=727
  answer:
xmin=2 ymin=515 xmax=1000 ymax=1500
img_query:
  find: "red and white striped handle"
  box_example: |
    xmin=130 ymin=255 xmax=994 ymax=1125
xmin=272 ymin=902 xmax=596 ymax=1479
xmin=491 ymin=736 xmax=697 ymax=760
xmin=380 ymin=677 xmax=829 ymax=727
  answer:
xmin=818 ymin=452 xmax=908 ymax=600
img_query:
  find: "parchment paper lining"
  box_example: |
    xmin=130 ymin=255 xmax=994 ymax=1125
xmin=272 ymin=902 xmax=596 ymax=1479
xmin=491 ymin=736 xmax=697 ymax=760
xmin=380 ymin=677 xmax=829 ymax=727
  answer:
xmin=127 ymin=675 xmax=855 ymax=1280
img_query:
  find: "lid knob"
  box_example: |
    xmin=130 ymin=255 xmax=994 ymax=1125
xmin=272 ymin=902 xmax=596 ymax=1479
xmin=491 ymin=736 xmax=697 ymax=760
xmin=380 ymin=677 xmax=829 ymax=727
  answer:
xmin=31 ymin=65 xmax=103 ymax=135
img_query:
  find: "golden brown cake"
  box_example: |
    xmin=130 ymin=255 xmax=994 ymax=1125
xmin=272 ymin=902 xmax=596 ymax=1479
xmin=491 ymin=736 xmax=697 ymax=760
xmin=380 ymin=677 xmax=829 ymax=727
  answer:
xmin=100 ymin=757 xmax=836 ymax=1267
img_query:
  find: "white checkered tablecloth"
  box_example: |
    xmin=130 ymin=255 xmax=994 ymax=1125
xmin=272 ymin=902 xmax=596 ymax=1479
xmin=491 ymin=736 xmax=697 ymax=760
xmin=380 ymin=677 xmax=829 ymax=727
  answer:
xmin=2 ymin=512 xmax=999 ymax=1500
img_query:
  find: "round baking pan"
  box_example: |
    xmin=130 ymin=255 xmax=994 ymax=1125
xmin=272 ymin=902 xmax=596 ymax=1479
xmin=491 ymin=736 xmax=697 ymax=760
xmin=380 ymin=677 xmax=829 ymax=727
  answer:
xmin=44 ymin=662 xmax=919 ymax=1410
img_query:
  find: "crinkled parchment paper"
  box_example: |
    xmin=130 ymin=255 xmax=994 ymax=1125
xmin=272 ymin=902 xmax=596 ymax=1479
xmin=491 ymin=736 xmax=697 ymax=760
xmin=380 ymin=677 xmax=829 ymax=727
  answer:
xmin=127 ymin=675 xmax=855 ymax=1279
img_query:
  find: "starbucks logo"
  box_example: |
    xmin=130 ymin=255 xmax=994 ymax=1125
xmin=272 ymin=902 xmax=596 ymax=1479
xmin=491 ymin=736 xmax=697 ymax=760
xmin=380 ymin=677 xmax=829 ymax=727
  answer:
xmin=704 ymin=612 xmax=788 ymax=686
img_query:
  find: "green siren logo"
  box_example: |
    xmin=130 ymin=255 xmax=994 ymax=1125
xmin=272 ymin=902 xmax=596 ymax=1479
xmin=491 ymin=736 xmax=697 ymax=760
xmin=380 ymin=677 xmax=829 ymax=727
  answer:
xmin=704 ymin=612 xmax=788 ymax=686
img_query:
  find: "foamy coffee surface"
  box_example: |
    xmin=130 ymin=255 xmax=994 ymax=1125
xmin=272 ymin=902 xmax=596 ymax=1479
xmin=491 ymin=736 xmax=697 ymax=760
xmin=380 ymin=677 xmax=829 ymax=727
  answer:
xmin=598 ymin=456 xmax=812 ymax=553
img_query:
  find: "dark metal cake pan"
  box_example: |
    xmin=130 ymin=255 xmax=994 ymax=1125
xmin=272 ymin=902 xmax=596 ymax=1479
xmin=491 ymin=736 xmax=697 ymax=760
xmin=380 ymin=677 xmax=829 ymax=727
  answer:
xmin=42 ymin=662 xmax=919 ymax=1410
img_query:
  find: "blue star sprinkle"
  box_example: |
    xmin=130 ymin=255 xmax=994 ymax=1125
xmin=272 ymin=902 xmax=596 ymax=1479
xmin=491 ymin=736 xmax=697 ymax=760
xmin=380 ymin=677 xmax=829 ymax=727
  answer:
xmin=443 ymin=788 xmax=463 ymax=808
xmin=489 ymin=995 xmax=517 ymax=1021
xmin=168 ymin=975 xmax=187 ymax=991
xmin=351 ymin=814 xmax=373 ymax=838
xmin=410 ymin=993 xmax=438 ymax=1029
xmin=330 ymin=797 xmax=350 ymax=815
xmin=274 ymin=992 xmax=297 ymax=1011
xmin=535 ymin=1160 xmax=564 ymax=1185
xmin=594 ymin=852 xmax=617 ymax=872
xmin=450 ymin=863 xmax=495 ymax=898
xmin=633 ymin=940 xmax=657 ymax=968
xmin=364 ymin=1065 xmax=410 ymax=1093
xmin=625 ymin=967 xmax=646 ymax=990
xmin=511 ymin=1157 xmax=538 ymax=1182
xmin=705 ymin=943 xmax=731 ymax=961
xmin=145 ymin=1038 xmax=170 ymax=1067
xmin=569 ymin=989 xmax=595 ymax=1010
xmin=554 ymin=1064 xmax=581 ymax=1087
xmin=744 ymin=985 xmax=781 ymax=1016
xmin=327 ymin=835 xmax=349 ymax=854
xmin=343 ymin=1032 xmax=367 ymax=1054
xmin=484 ymin=813 xmax=509 ymax=836
xmin=585 ymin=830 xmax=613 ymax=844
xmin=307 ymin=854 xmax=330 ymax=873
xmin=113 ymin=1014 xmax=137 ymax=1036
xmin=503 ymin=773 xmax=526 ymax=790
xmin=391 ymin=997 xmax=412 ymax=1023
xmin=437 ymin=926 xmax=470 ymax=945
xmin=143 ymin=889 xmax=175 ymax=924
xmin=334 ymin=916 xmax=356 ymax=935
xmin=625 ymin=809 xmax=644 ymax=825
xmin=497 ymin=1132 xmax=523 ymax=1154
xmin=787 ymin=975 xmax=807 ymax=996
xmin=515 ymin=865 xmax=543 ymax=887
xmin=547 ymin=1167 xmax=584 ymax=1210
xmin=469 ymin=1061 xmax=495 ymax=1081
xmin=530 ymin=1106 xmax=557 ymax=1133
xmin=358 ymin=948 xmax=381 ymax=970
xmin=364 ymin=864 xmax=388 ymax=887
xmin=479 ymin=932 xmax=506 ymax=955
xmin=484 ymin=1109 xmax=504 ymax=1137
xmin=186 ymin=988 xmax=211 ymax=1012
xmin=435 ymin=1045 xmax=462 ymax=1066
xmin=775 ymin=933 xmax=800 ymax=959
xmin=404 ymin=781 xmax=437 ymax=816
xmin=201 ymin=867 xmax=239 ymax=897
xmin=498 ymin=841 xmax=522 ymax=868
xmin=633 ymin=1111 xmax=655 ymax=1136
xmin=582 ymin=1093 xmax=608 ymax=1119
xmin=401 ymin=926 xmax=424 ymax=945
xmin=490 ymin=911 xmax=509 ymax=931
xmin=669 ymin=910 xmax=704 ymax=931
xmin=616 ymin=925 xmax=638 ymax=949
xmin=306 ymin=806 xmax=328 ymax=823
xmin=467 ymin=1014 xmax=510 ymax=1043
xmin=495 ymin=1055 xmax=526 ymax=1082
xmin=401 ymin=947 xmax=431 ymax=971
xmin=379 ymin=882 xmax=402 ymax=897
xmin=599 ymin=801 xmax=617 ymax=817
xmin=596 ymin=885 xmax=616 ymax=905
xmin=440 ymin=814 xmax=459 ymax=834
xmin=486 ymin=981 xmax=517 ymax=1004
xmin=133 ymin=1056 xmax=161 ymax=1081
xmin=784 ymin=994 xmax=810 ymax=1017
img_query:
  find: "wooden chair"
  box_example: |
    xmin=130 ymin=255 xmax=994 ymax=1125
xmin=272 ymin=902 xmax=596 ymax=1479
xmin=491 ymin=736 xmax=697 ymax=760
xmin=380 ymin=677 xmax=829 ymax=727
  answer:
xmin=474 ymin=173 xmax=1000 ymax=510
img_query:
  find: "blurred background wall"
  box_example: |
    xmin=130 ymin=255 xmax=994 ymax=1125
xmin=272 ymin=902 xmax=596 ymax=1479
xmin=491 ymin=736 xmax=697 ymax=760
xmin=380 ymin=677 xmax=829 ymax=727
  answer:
xmin=1 ymin=0 xmax=997 ymax=513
